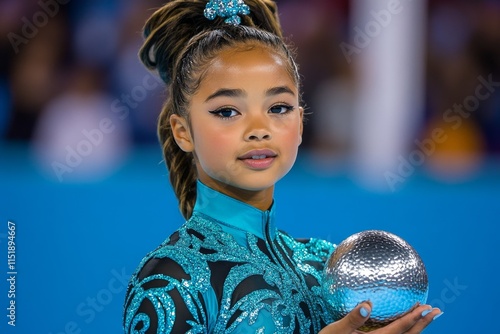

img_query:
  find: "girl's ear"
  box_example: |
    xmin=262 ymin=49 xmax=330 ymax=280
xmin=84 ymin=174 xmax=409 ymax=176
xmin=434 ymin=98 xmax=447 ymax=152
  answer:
xmin=170 ymin=114 xmax=194 ymax=152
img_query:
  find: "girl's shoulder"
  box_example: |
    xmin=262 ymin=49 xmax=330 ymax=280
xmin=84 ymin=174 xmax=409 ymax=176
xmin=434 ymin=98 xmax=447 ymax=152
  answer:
xmin=128 ymin=215 xmax=237 ymax=287
xmin=130 ymin=223 xmax=210 ymax=284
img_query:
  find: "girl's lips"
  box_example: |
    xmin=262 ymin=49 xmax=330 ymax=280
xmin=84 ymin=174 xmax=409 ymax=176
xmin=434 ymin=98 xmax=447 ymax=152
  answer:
xmin=238 ymin=149 xmax=277 ymax=170
xmin=239 ymin=156 xmax=276 ymax=169
xmin=238 ymin=149 xmax=277 ymax=160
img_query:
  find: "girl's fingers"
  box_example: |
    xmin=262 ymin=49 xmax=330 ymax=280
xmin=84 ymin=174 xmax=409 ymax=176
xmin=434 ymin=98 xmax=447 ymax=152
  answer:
xmin=403 ymin=307 xmax=443 ymax=334
xmin=319 ymin=301 xmax=372 ymax=334
xmin=379 ymin=304 xmax=442 ymax=333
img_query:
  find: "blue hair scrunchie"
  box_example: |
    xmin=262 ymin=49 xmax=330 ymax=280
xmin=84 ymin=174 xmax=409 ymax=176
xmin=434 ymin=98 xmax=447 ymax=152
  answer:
xmin=204 ymin=0 xmax=250 ymax=25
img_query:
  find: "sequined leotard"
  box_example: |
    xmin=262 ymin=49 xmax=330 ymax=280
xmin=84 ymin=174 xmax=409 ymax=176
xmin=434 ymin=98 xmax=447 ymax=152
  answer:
xmin=123 ymin=181 xmax=336 ymax=333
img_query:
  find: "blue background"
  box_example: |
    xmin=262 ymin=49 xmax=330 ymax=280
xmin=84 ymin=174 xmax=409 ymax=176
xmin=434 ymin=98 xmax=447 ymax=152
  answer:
xmin=1 ymin=143 xmax=498 ymax=333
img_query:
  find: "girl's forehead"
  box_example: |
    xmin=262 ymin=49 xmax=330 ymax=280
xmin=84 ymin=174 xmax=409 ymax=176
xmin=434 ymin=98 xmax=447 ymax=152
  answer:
xmin=187 ymin=42 xmax=299 ymax=101
xmin=192 ymin=47 xmax=299 ymax=103
xmin=201 ymin=44 xmax=295 ymax=82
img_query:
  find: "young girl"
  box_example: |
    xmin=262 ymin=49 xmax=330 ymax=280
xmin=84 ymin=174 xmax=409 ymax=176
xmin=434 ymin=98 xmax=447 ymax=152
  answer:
xmin=123 ymin=1 xmax=441 ymax=333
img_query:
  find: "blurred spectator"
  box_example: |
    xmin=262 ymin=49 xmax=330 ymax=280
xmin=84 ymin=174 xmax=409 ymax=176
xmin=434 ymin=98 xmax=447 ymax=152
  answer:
xmin=109 ymin=0 xmax=165 ymax=143
xmin=423 ymin=0 xmax=500 ymax=180
xmin=468 ymin=2 xmax=500 ymax=154
xmin=4 ymin=10 xmax=69 ymax=141
xmin=32 ymin=64 xmax=131 ymax=182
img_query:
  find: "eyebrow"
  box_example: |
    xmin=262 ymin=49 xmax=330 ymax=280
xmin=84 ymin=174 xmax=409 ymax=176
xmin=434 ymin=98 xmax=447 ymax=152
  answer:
xmin=205 ymin=88 xmax=245 ymax=102
xmin=265 ymin=86 xmax=296 ymax=97
xmin=205 ymin=85 xmax=296 ymax=102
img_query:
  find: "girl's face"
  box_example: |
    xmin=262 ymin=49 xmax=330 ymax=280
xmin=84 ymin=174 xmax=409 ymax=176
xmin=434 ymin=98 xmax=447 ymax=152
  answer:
xmin=171 ymin=44 xmax=303 ymax=210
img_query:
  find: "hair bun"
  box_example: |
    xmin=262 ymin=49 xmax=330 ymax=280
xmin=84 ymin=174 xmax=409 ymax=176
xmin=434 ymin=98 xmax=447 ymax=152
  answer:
xmin=139 ymin=0 xmax=282 ymax=84
xmin=139 ymin=0 xmax=209 ymax=84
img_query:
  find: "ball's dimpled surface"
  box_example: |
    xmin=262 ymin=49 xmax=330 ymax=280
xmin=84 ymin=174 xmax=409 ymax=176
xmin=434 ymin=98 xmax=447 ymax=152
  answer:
xmin=323 ymin=230 xmax=428 ymax=331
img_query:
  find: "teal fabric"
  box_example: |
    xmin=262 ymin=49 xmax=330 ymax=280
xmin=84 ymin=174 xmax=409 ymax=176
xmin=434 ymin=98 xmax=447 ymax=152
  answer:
xmin=123 ymin=181 xmax=335 ymax=333
xmin=192 ymin=181 xmax=277 ymax=243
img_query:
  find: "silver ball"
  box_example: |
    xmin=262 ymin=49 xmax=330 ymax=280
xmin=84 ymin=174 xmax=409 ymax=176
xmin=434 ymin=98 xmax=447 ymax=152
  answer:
xmin=323 ymin=230 xmax=429 ymax=331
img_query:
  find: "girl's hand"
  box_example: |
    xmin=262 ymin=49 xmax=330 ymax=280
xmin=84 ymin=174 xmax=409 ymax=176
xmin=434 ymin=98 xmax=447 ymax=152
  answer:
xmin=319 ymin=302 xmax=442 ymax=334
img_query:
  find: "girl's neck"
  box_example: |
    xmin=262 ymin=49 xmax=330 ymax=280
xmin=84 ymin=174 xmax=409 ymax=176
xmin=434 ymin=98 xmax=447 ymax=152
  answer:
xmin=200 ymin=179 xmax=274 ymax=211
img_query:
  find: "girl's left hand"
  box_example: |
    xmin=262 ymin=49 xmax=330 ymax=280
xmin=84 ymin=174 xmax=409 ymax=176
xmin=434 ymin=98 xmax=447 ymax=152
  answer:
xmin=318 ymin=301 xmax=442 ymax=334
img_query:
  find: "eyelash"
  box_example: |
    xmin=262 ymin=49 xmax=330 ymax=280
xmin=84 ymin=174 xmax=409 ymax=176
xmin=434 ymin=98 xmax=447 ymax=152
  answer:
xmin=208 ymin=104 xmax=295 ymax=119
xmin=269 ymin=104 xmax=295 ymax=115
xmin=208 ymin=107 xmax=239 ymax=119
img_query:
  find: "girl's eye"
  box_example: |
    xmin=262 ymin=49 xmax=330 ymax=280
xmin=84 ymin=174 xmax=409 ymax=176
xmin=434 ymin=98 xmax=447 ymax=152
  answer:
xmin=269 ymin=104 xmax=295 ymax=114
xmin=209 ymin=108 xmax=239 ymax=118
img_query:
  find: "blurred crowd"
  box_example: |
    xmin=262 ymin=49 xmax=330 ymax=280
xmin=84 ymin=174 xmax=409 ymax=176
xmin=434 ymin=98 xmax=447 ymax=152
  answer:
xmin=423 ymin=0 xmax=500 ymax=177
xmin=0 ymin=0 xmax=499 ymax=180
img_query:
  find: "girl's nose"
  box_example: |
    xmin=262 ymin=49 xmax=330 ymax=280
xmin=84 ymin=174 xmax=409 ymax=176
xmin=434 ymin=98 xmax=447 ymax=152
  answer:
xmin=245 ymin=115 xmax=272 ymax=141
xmin=246 ymin=130 xmax=271 ymax=141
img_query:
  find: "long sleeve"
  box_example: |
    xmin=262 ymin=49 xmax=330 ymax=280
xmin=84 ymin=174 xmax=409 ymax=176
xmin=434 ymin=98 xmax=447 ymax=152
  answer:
xmin=123 ymin=243 xmax=213 ymax=333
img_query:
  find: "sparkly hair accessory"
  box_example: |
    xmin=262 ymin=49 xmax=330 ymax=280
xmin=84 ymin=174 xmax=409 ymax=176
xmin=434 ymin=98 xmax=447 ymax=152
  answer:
xmin=204 ymin=0 xmax=250 ymax=25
